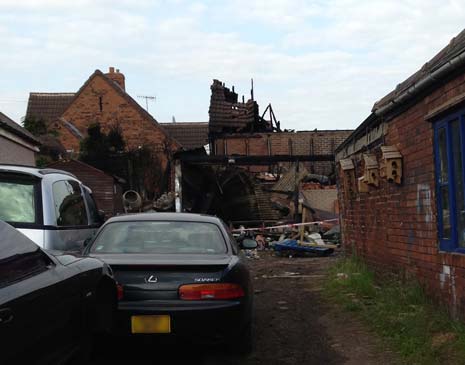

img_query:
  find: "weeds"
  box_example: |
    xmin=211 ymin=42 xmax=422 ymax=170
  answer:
xmin=325 ymin=255 xmax=465 ymax=365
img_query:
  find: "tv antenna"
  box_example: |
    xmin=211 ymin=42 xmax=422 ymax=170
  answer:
xmin=137 ymin=95 xmax=156 ymax=112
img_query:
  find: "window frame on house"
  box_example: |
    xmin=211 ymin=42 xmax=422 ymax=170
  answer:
xmin=434 ymin=108 xmax=465 ymax=253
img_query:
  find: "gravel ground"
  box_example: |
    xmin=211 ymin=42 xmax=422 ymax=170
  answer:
xmin=91 ymin=250 xmax=397 ymax=365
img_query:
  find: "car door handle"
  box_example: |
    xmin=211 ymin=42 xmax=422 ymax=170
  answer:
xmin=0 ymin=308 xmax=13 ymax=325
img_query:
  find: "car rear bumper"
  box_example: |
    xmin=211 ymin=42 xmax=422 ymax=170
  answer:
xmin=115 ymin=299 xmax=250 ymax=341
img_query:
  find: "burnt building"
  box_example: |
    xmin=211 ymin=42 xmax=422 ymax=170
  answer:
xmin=173 ymin=80 xmax=352 ymax=226
xmin=208 ymin=80 xmax=352 ymax=177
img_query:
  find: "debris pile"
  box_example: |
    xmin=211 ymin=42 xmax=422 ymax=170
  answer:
xmin=233 ymin=219 xmax=340 ymax=259
xmin=153 ymin=192 xmax=175 ymax=211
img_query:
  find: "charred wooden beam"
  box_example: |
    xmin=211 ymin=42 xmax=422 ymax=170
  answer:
xmin=177 ymin=154 xmax=335 ymax=165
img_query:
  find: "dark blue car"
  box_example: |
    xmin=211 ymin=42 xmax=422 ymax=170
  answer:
xmin=84 ymin=212 xmax=256 ymax=352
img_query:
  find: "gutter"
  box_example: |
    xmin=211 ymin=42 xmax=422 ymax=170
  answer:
xmin=373 ymin=49 xmax=465 ymax=117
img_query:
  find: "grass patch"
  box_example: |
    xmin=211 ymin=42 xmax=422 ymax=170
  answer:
xmin=325 ymin=255 xmax=465 ymax=365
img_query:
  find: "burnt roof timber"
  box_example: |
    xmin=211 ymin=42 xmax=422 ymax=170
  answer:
xmin=177 ymin=154 xmax=334 ymax=165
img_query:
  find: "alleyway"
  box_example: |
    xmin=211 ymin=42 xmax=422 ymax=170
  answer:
xmin=92 ymin=251 xmax=396 ymax=365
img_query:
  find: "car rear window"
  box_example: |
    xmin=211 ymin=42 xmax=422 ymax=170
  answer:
xmin=90 ymin=221 xmax=227 ymax=254
xmin=0 ymin=178 xmax=37 ymax=224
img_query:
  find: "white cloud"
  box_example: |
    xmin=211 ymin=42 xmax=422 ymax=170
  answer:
xmin=1 ymin=0 xmax=465 ymax=129
xmin=228 ymin=0 xmax=324 ymax=27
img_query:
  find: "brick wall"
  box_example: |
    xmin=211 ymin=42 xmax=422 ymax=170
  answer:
xmin=338 ymin=71 xmax=465 ymax=317
xmin=214 ymin=130 xmax=352 ymax=175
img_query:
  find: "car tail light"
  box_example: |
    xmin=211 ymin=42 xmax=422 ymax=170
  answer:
xmin=117 ymin=283 xmax=124 ymax=300
xmin=179 ymin=283 xmax=245 ymax=300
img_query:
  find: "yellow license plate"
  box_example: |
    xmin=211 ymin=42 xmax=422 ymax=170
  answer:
xmin=131 ymin=315 xmax=171 ymax=334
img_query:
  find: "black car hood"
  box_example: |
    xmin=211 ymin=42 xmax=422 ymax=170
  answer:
xmin=88 ymin=253 xmax=233 ymax=266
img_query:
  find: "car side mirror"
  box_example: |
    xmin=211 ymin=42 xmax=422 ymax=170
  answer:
xmin=241 ymin=238 xmax=258 ymax=250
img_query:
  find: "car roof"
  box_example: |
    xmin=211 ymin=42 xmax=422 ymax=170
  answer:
xmin=0 ymin=164 xmax=76 ymax=179
xmin=105 ymin=212 xmax=224 ymax=225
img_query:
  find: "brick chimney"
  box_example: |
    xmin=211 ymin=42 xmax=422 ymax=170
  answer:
xmin=105 ymin=66 xmax=125 ymax=91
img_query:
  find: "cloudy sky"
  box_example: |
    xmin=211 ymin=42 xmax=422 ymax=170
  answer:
xmin=1 ymin=0 xmax=465 ymax=130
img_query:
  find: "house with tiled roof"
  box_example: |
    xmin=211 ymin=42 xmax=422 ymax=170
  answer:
xmin=0 ymin=111 xmax=40 ymax=166
xmin=26 ymin=67 xmax=180 ymax=155
xmin=25 ymin=67 xmax=181 ymax=196
xmin=26 ymin=74 xmax=209 ymax=153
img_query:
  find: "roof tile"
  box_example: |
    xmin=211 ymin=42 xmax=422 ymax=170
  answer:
xmin=160 ymin=122 xmax=209 ymax=150
xmin=26 ymin=93 xmax=75 ymax=124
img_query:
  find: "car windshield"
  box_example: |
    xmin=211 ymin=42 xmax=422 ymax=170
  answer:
xmin=0 ymin=178 xmax=36 ymax=223
xmin=90 ymin=221 xmax=227 ymax=254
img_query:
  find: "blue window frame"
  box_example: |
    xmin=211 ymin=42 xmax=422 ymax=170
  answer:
xmin=434 ymin=108 xmax=465 ymax=253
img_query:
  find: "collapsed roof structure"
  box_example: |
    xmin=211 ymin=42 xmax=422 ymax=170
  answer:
xmin=174 ymin=79 xmax=350 ymax=226
xmin=208 ymin=79 xmax=280 ymax=137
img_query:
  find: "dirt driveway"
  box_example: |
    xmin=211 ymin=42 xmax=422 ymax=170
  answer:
xmin=92 ymin=250 xmax=396 ymax=365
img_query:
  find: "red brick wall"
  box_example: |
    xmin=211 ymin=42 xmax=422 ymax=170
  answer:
xmin=338 ymin=72 xmax=465 ymax=317
xmin=214 ymin=130 xmax=352 ymax=175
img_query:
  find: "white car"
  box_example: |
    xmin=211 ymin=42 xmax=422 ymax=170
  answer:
xmin=0 ymin=164 xmax=104 ymax=251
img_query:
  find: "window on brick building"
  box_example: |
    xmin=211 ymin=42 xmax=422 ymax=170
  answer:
xmin=434 ymin=112 xmax=465 ymax=252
